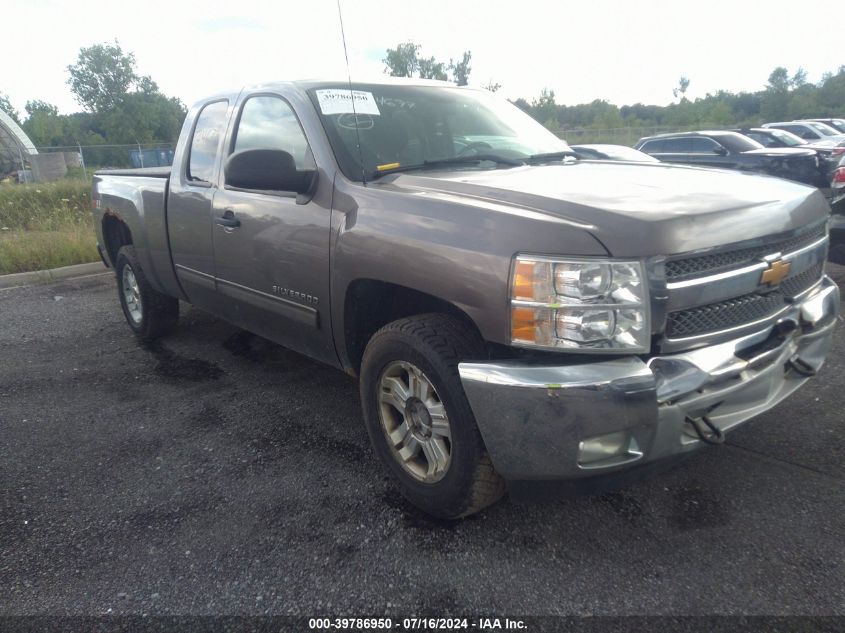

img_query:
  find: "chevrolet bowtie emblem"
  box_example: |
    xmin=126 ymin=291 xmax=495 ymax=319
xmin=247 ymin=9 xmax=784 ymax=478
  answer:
xmin=760 ymin=259 xmax=791 ymax=285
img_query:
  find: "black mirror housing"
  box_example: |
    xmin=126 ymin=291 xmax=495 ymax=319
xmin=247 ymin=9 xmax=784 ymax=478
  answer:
xmin=713 ymin=146 xmax=728 ymax=156
xmin=225 ymin=149 xmax=316 ymax=197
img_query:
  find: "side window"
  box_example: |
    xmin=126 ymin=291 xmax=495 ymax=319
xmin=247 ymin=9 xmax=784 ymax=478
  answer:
xmin=691 ymin=137 xmax=720 ymax=153
xmin=749 ymin=133 xmax=774 ymax=147
xmin=232 ymin=96 xmax=312 ymax=169
xmin=786 ymin=125 xmax=817 ymax=139
xmin=188 ymin=101 xmax=229 ymax=184
xmin=641 ymin=140 xmax=664 ymax=153
xmin=663 ymin=137 xmax=691 ymax=153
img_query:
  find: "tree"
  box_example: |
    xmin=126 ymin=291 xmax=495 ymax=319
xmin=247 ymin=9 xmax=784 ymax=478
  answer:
xmin=449 ymin=52 xmax=472 ymax=86
xmin=532 ymin=88 xmax=559 ymax=130
xmin=417 ymin=56 xmax=448 ymax=81
xmin=818 ymin=66 xmax=845 ymax=112
xmin=0 ymin=92 xmax=20 ymax=123
xmin=383 ymin=42 xmax=421 ymax=78
xmin=791 ymin=67 xmax=808 ymax=88
xmin=25 ymin=100 xmax=58 ymax=117
xmin=766 ymin=67 xmax=791 ymax=93
xmin=483 ymin=80 xmax=502 ymax=92
xmin=97 ymin=92 xmax=186 ymax=144
xmin=383 ymin=42 xmax=472 ymax=84
xmin=67 ymin=40 xmax=141 ymax=112
xmin=673 ymin=76 xmax=690 ymax=102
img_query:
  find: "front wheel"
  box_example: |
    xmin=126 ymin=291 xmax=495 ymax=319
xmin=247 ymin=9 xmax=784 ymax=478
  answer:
xmin=360 ymin=314 xmax=505 ymax=519
xmin=115 ymin=245 xmax=179 ymax=341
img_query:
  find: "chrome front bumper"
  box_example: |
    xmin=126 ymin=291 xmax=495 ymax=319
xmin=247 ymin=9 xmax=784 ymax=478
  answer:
xmin=459 ymin=276 xmax=840 ymax=482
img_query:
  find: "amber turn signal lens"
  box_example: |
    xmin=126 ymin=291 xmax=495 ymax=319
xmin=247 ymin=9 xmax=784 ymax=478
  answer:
xmin=512 ymin=260 xmax=536 ymax=300
xmin=511 ymin=306 xmax=538 ymax=343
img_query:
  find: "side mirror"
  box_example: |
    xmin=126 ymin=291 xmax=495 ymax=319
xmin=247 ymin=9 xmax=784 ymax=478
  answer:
xmin=225 ymin=149 xmax=317 ymax=200
xmin=713 ymin=146 xmax=728 ymax=156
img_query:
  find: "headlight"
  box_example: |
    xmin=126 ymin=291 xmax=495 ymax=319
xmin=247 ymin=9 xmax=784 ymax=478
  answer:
xmin=510 ymin=256 xmax=649 ymax=352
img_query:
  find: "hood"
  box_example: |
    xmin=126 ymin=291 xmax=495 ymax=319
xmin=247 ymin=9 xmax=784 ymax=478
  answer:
xmin=742 ymin=147 xmax=817 ymax=157
xmin=376 ymin=161 xmax=829 ymax=257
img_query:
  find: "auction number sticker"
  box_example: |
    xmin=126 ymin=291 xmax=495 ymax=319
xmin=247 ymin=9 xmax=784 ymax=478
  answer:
xmin=316 ymin=89 xmax=381 ymax=116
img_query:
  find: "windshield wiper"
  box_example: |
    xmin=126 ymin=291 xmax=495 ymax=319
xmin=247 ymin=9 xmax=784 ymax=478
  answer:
xmin=369 ymin=154 xmax=523 ymax=180
xmin=524 ymin=150 xmax=579 ymax=163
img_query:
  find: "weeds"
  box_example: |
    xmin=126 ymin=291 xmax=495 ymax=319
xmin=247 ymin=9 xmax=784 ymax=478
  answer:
xmin=0 ymin=180 xmax=98 ymax=275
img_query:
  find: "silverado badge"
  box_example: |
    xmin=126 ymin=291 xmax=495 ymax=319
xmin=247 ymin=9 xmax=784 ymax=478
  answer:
xmin=760 ymin=259 xmax=791 ymax=286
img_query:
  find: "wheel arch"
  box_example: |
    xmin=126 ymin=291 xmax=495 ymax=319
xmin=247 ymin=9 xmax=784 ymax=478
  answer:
xmin=341 ymin=279 xmax=485 ymax=374
xmin=101 ymin=213 xmax=133 ymax=266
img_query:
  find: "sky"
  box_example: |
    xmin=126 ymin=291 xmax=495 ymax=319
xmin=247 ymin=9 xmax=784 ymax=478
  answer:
xmin=2 ymin=0 xmax=841 ymax=116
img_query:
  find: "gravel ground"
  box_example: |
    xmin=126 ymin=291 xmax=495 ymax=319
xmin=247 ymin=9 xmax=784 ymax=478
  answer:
xmin=0 ymin=266 xmax=843 ymax=617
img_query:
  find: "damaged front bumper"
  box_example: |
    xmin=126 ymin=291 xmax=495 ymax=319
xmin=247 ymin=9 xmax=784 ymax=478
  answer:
xmin=459 ymin=276 xmax=840 ymax=489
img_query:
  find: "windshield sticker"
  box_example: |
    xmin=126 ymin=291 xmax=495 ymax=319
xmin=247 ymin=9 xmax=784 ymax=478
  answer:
xmin=316 ymin=89 xmax=381 ymax=116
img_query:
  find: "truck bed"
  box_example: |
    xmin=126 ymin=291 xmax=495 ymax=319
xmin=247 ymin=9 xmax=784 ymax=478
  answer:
xmin=92 ymin=169 xmax=182 ymax=299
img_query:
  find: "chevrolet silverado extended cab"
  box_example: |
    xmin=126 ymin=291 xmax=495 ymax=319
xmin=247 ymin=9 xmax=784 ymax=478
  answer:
xmin=92 ymin=79 xmax=840 ymax=518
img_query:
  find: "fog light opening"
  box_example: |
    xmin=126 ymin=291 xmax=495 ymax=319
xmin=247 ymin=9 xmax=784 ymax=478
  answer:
xmin=578 ymin=431 xmax=643 ymax=469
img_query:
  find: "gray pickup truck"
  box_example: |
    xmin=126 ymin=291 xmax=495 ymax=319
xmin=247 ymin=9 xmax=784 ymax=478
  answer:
xmin=92 ymin=78 xmax=840 ymax=518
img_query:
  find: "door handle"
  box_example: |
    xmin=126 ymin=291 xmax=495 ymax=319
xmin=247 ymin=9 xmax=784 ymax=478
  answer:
xmin=215 ymin=209 xmax=241 ymax=228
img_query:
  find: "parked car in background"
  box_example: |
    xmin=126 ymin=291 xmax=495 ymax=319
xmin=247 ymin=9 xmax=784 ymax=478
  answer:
xmin=737 ymin=127 xmax=815 ymax=148
xmin=763 ymin=120 xmax=845 ymax=143
xmin=634 ymin=131 xmax=825 ymax=187
xmin=806 ymin=118 xmax=845 ymax=134
xmin=830 ymin=155 xmax=845 ymax=264
xmin=570 ymin=144 xmax=659 ymax=162
xmin=735 ymin=127 xmax=843 ymax=180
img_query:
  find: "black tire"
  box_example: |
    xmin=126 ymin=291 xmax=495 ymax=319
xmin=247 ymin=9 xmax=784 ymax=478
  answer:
xmin=115 ymin=245 xmax=179 ymax=341
xmin=360 ymin=314 xmax=505 ymax=519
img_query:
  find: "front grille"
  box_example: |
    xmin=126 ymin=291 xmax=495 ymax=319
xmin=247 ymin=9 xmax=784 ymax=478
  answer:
xmin=663 ymin=226 xmax=827 ymax=341
xmin=781 ymin=263 xmax=824 ymax=298
xmin=667 ymin=292 xmax=786 ymax=338
xmin=665 ymin=223 xmax=826 ymax=281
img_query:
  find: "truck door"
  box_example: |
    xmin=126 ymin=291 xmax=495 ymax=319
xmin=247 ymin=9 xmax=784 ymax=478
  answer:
xmin=210 ymin=94 xmax=335 ymax=364
xmin=167 ymin=99 xmax=230 ymax=310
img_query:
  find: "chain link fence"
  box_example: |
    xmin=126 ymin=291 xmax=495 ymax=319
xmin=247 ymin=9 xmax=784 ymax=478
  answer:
xmin=7 ymin=142 xmax=176 ymax=184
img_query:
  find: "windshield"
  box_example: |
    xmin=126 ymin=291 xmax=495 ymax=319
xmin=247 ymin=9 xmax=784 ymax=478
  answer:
xmin=308 ymin=83 xmax=570 ymax=181
xmin=825 ymin=119 xmax=845 ymax=133
xmin=766 ymin=129 xmax=806 ymax=146
xmin=717 ymin=133 xmax=764 ymax=152
xmin=808 ymin=122 xmax=838 ymax=136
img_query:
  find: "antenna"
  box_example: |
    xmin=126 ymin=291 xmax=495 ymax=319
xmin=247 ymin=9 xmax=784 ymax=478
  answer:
xmin=336 ymin=0 xmax=367 ymax=186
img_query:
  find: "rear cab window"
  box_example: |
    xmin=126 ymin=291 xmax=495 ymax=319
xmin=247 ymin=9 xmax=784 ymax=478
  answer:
xmin=187 ymin=100 xmax=229 ymax=184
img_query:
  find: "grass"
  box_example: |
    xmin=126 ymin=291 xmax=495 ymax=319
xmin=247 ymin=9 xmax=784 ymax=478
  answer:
xmin=0 ymin=179 xmax=100 ymax=275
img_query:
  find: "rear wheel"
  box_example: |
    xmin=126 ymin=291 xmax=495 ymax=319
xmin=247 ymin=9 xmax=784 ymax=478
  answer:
xmin=360 ymin=314 xmax=505 ymax=519
xmin=115 ymin=245 xmax=179 ymax=341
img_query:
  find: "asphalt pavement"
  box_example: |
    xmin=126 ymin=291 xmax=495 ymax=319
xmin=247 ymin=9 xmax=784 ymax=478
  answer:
xmin=0 ymin=267 xmax=843 ymax=617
